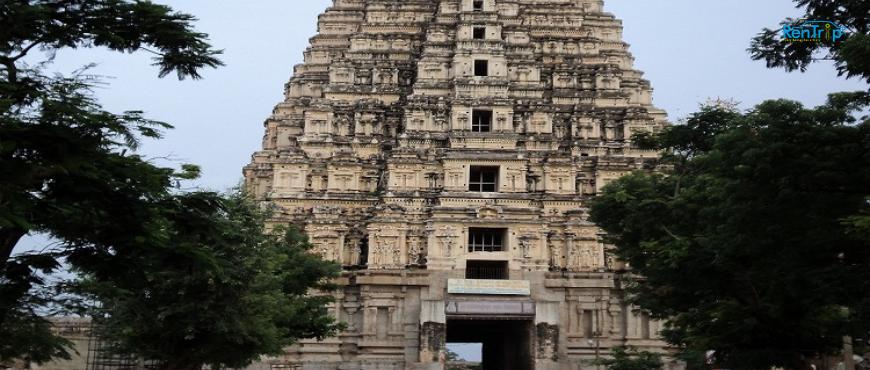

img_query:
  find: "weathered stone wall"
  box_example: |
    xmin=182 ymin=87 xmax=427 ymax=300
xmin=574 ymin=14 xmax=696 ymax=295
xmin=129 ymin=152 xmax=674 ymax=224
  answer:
xmin=245 ymin=0 xmax=673 ymax=369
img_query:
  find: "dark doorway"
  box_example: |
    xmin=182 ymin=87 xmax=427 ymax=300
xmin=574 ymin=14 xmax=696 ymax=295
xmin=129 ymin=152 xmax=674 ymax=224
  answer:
xmin=446 ymin=319 xmax=534 ymax=370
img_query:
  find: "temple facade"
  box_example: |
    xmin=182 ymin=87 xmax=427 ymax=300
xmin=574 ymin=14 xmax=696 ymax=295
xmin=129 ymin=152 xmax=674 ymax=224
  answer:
xmin=244 ymin=0 xmax=670 ymax=369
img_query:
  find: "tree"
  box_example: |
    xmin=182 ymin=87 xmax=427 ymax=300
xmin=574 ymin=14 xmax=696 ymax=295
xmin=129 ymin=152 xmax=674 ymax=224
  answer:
xmin=0 ymin=0 xmax=224 ymax=364
xmin=749 ymin=0 xmax=870 ymax=82
xmin=76 ymin=191 xmax=342 ymax=370
xmin=445 ymin=348 xmax=461 ymax=362
xmin=590 ymin=347 xmax=664 ymax=370
xmin=445 ymin=348 xmax=481 ymax=370
xmin=590 ymin=94 xmax=870 ymax=369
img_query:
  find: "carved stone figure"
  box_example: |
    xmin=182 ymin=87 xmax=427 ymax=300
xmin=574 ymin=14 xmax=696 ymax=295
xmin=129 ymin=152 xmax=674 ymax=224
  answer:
xmin=520 ymin=238 xmax=532 ymax=259
xmin=408 ymin=238 xmax=421 ymax=265
xmin=580 ymin=246 xmax=594 ymax=270
xmin=438 ymin=226 xmax=457 ymax=258
xmin=549 ymin=239 xmax=561 ymax=270
xmin=567 ymin=236 xmax=581 ymax=270
xmin=392 ymin=245 xmax=402 ymax=266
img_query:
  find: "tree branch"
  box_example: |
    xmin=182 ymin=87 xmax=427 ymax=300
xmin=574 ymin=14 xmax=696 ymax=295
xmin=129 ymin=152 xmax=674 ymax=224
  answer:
xmin=1 ymin=39 xmax=48 ymax=84
xmin=660 ymin=225 xmax=684 ymax=242
xmin=9 ymin=39 xmax=46 ymax=62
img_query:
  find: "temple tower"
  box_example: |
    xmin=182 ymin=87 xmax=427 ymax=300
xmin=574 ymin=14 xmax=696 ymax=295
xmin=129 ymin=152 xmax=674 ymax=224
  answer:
xmin=244 ymin=0 xmax=670 ymax=369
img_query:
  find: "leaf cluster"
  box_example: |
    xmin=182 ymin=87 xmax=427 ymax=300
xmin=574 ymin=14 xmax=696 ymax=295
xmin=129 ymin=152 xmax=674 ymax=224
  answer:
xmin=589 ymin=346 xmax=664 ymax=370
xmin=74 ymin=192 xmax=342 ymax=370
xmin=0 ymin=0 xmax=224 ymax=83
xmin=748 ymin=0 xmax=870 ymax=82
xmin=590 ymin=93 xmax=870 ymax=369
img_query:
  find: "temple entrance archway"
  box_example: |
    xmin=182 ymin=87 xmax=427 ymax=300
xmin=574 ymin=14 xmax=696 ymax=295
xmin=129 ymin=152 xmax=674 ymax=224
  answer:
xmin=446 ymin=318 xmax=534 ymax=370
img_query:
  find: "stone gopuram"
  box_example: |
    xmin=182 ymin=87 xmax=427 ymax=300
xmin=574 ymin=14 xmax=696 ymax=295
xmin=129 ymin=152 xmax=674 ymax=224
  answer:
xmin=244 ymin=0 xmax=670 ymax=369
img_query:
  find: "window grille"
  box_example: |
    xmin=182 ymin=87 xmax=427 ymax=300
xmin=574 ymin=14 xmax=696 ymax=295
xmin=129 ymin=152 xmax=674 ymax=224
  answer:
xmin=466 ymin=260 xmax=508 ymax=279
xmin=469 ymin=166 xmax=498 ymax=192
xmin=471 ymin=110 xmax=493 ymax=132
xmin=468 ymin=228 xmax=506 ymax=252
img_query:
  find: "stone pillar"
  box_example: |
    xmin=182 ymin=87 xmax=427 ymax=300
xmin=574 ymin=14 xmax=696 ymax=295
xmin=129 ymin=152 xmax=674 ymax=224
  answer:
xmin=535 ymin=302 xmax=561 ymax=370
xmin=418 ymin=300 xmax=446 ymax=370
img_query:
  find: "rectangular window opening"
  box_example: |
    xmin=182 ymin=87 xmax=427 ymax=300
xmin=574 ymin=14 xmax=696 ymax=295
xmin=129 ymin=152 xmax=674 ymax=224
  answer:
xmin=466 ymin=260 xmax=508 ymax=280
xmin=474 ymin=59 xmax=489 ymax=77
xmin=473 ymin=27 xmax=486 ymax=40
xmin=469 ymin=166 xmax=498 ymax=192
xmin=473 ymin=0 xmax=484 ymax=11
xmin=471 ymin=109 xmax=493 ymax=133
xmin=467 ymin=228 xmax=506 ymax=253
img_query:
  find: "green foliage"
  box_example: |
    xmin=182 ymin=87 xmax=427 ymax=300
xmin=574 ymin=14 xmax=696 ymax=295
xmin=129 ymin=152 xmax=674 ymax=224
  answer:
xmin=0 ymin=254 xmax=71 ymax=364
xmin=589 ymin=347 xmax=664 ymax=370
xmin=75 ymin=191 xmax=342 ymax=370
xmin=590 ymin=94 xmax=870 ymax=369
xmin=1 ymin=1 xmax=341 ymax=367
xmin=445 ymin=348 xmax=461 ymax=362
xmin=0 ymin=0 xmax=224 ymax=83
xmin=1 ymin=1 xmax=240 ymax=366
xmin=749 ymin=0 xmax=870 ymax=82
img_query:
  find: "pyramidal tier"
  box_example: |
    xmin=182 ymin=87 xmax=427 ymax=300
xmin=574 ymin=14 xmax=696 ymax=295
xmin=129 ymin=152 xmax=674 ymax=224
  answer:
xmin=245 ymin=0 xmax=672 ymax=369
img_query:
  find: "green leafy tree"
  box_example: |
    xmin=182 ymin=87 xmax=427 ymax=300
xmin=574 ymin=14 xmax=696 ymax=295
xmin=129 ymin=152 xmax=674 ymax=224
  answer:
xmin=1 ymin=0 xmax=224 ymax=253
xmin=77 ymin=191 xmax=342 ymax=370
xmin=1 ymin=1 xmax=221 ymax=239
xmin=1 ymin=0 xmax=222 ymax=363
xmin=749 ymin=0 xmax=870 ymax=82
xmin=2 ymin=1 xmax=342 ymax=367
xmin=0 ymin=256 xmax=72 ymax=364
xmin=590 ymin=94 xmax=870 ymax=369
xmin=590 ymin=347 xmax=664 ymax=370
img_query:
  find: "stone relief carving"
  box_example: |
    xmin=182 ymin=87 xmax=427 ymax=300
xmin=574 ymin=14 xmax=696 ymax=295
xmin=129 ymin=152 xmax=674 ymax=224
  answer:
xmin=318 ymin=240 xmax=335 ymax=261
xmin=371 ymin=233 xmax=387 ymax=267
xmin=580 ymin=245 xmax=595 ymax=270
xmin=351 ymin=241 xmax=363 ymax=266
xmin=567 ymin=234 xmax=581 ymax=270
xmin=392 ymin=245 xmax=402 ymax=266
xmin=548 ymin=236 xmax=562 ymax=270
xmin=436 ymin=226 xmax=458 ymax=258
xmin=519 ymin=236 xmax=533 ymax=259
xmin=407 ymin=237 xmax=423 ymax=265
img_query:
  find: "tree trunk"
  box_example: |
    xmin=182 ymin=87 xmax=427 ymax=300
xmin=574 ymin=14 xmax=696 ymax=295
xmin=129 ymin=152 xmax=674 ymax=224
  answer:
xmin=0 ymin=227 xmax=26 ymax=332
xmin=1 ymin=227 xmax=26 ymax=264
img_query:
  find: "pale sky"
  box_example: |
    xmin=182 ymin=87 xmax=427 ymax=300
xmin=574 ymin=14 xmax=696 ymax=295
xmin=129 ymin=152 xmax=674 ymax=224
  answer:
xmin=17 ymin=0 xmax=867 ymax=360
xmin=36 ymin=0 xmax=865 ymax=192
